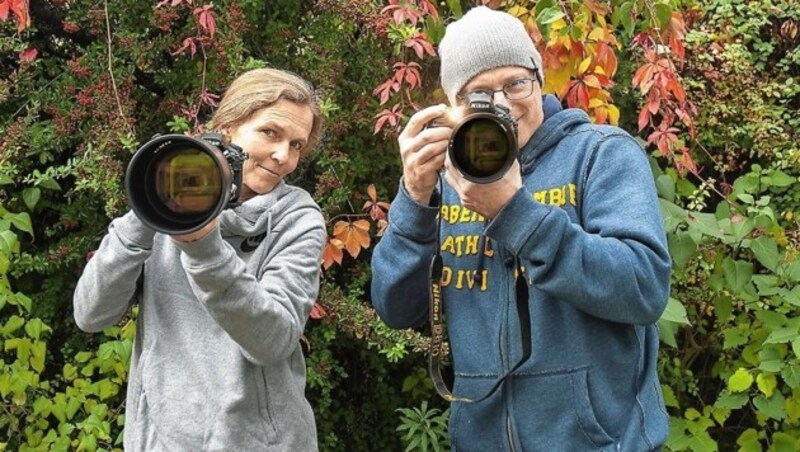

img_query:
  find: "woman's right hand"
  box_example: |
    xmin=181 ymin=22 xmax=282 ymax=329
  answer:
xmin=398 ymin=104 xmax=452 ymax=204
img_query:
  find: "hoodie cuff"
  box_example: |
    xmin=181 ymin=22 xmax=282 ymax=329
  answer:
xmin=389 ymin=179 xmax=439 ymax=241
xmin=172 ymin=227 xmax=232 ymax=268
xmin=112 ymin=211 xmax=156 ymax=249
xmin=485 ymin=187 xmax=551 ymax=255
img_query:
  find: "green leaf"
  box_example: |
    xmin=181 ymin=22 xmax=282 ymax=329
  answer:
xmin=764 ymin=326 xmax=798 ymax=344
xmin=653 ymin=3 xmax=672 ymax=28
xmin=722 ymin=327 xmax=748 ymax=350
xmin=722 ymin=258 xmax=753 ymax=293
xmin=728 ymin=368 xmax=754 ymax=393
xmin=715 ymin=392 xmax=748 ymax=410
xmin=749 ymin=236 xmax=780 ymax=271
xmin=656 ymin=174 xmax=675 ymax=202
xmin=736 ymin=429 xmax=762 ymax=452
xmin=771 ymin=432 xmax=799 ymax=452
xmin=537 ymin=6 xmax=565 ymax=25
xmin=782 ymin=365 xmax=800 ymax=388
xmin=783 ymin=260 xmax=800 ymax=282
xmin=753 ymin=392 xmax=785 ymax=420
xmin=22 ymin=187 xmax=41 ymax=211
xmin=715 ymin=295 xmax=732 ymax=323
xmin=687 ymin=212 xmax=725 ymax=239
xmin=2 ymin=315 xmax=25 ymax=335
xmin=758 ymin=346 xmax=786 ymax=373
xmin=668 ymin=233 xmax=696 ymax=269
xmin=659 ymin=297 xmax=690 ymax=325
xmin=662 ymin=385 xmax=679 ymax=408
xmin=444 ymin=0 xmax=462 ymax=19
xmin=37 ymin=176 xmax=61 ymax=191
xmin=25 ymin=318 xmax=44 ymax=340
xmin=764 ymin=171 xmax=796 ymax=187
xmin=9 ymin=212 xmax=33 ymax=235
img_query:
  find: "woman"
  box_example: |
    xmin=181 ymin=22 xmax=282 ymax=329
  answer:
xmin=74 ymin=68 xmax=326 ymax=451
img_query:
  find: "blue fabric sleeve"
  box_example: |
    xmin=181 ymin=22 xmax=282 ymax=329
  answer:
xmin=486 ymin=135 xmax=671 ymax=325
xmin=371 ymin=179 xmax=440 ymax=329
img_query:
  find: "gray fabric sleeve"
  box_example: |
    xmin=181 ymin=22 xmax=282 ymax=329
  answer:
xmin=73 ymin=211 xmax=155 ymax=332
xmin=173 ymin=208 xmax=326 ymax=366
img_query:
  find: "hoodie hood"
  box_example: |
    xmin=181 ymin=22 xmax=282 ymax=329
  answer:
xmin=518 ymin=94 xmax=591 ymax=175
xmin=219 ymin=180 xmax=321 ymax=237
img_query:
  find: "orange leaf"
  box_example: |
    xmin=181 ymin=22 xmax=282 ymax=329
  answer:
xmin=322 ymin=238 xmax=344 ymax=269
xmin=332 ymin=220 xmax=371 ymax=258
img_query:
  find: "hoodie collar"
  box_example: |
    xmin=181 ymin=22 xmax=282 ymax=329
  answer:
xmin=518 ymin=94 xmax=591 ymax=175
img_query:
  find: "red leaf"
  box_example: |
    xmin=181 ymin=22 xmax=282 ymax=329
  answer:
xmin=0 ymin=1 xmax=9 ymax=21
xmin=309 ymin=303 xmax=327 ymax=319
xmin=195 ymin=5 xmax=216 ymax=37
xmin=172 ymin=37 xmax=198 ymax=57
xmin=19 ymin=46 xmax=37 ymax=63
xmin=638 ymin=107 xmax=651 ymax=132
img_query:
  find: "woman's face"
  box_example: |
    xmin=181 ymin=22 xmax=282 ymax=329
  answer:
xmin=227 ymin=99 xmax=314 ymax=201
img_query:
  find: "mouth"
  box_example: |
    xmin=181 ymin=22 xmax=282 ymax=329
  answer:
xmin=257 ymin=164 xmax=280 ymax=177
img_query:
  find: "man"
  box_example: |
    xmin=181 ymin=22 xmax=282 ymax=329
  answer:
xmin=371 ymin=6 xmax=671 ymax=451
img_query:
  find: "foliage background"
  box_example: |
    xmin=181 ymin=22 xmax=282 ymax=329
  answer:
xmin=1 ymin=0 xmax=798 ymax=451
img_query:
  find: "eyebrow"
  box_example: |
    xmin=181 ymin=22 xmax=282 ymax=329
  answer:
xmin=263 ymin=120 xmax=309 ymax=146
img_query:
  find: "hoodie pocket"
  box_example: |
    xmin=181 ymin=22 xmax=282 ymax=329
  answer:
xmin=448 ymin=377 xmax=507 ymax=450
xmin=254 ymin=367 xmax=278 ymax=444
xmin=513 ymin=367 xmax=615 ymax=450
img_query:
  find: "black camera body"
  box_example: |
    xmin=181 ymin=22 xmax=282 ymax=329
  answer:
xmin=433 ymin=91 xmax=519 ymax=183
xmin=125 ymin=132 xmax=248 ymax=234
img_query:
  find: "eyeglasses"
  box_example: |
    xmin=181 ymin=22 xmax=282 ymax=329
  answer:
xmin=457 ymin=77 xmax=539 ymax=105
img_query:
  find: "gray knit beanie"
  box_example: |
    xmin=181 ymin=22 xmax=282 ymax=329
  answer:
xmin=439 ymin=6 xmax=544 ymax=103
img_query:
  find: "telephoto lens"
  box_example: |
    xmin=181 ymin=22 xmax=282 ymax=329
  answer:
xmin=448 ymin=91 xmax=518 ymax=183
xmin=125 ymin=133 xmax=248 ymax=234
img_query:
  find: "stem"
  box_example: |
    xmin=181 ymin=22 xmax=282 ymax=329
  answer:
xmin=103 ymin=0 xmax=131 ymax=134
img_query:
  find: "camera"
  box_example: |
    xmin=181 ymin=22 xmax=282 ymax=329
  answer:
xmin=432 ymin=91 xmax=519 ymax=183
xmin=125 ymin=133 xmax=248 ymax=234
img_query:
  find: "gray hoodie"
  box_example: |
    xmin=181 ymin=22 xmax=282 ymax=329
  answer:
xmin=74 ymin=181 xmax=326 ymax=451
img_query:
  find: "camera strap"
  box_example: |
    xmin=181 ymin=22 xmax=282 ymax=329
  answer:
xmin=428 ymin=182 xmax=531 ymax=403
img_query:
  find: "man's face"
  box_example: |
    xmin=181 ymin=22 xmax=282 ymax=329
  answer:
xmin=458 ymin=66 xmax=544 ymax=149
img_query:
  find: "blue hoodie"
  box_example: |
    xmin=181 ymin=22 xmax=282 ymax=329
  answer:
xmin=371 ymin=95 xmax=671 ymax=451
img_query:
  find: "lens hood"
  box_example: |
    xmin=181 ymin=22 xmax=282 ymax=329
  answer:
xmin=125 ymin=134 xmax=236 ymax=235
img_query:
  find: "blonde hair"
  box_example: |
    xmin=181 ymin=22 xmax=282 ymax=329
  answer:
xmin=211 ymin=68 xmax=323 ymax=157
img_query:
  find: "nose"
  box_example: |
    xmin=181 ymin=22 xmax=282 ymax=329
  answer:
xmin=271 ymin=143 xmax=290 ymax=164
xmin=492 ymin=90 xmax=507 ymax=108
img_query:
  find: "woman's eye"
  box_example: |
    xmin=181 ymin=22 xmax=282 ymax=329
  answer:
xmin=291 ymin=141 xmax=304 ymax=151
xmin=263 ymin=129 xmax=276 ymax=137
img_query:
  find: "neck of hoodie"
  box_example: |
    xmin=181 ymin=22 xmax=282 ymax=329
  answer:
xmin=518 ymin=94 xmax=590 ymax=175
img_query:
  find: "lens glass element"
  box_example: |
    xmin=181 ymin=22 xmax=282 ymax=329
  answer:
xmin=452 ymin=118 xmax=510 ymax=178
xmin=154 ymin=149 xmax=222 ymax=214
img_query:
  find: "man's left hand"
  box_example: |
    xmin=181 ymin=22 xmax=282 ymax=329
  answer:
xmin=445 ymin=158 xmax=522 ymax=219
xmin=172 ymin=217 xmax=220 ymax=243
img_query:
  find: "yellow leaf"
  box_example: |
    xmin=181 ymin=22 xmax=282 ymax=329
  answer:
xmin=588 ymin=27 xmax=605 ymax=41
xmin=608 ymin=104 xmax=620 ymax=125
xmin=589 ymin=98 xmax=605 ymax=108
xmin=578 ymin=57 xmax=592 ymax=74
xmin=756 ymin=373 xmax=777 ymax=398
xmin=551 ymin=19 xmax=568 ymax=31
xmin=507 ymin=5 xmax=529 ymax=18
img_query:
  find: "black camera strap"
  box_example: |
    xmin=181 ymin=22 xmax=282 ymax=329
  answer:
xmin=428 ymin=178 xmax=532 ymax=403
